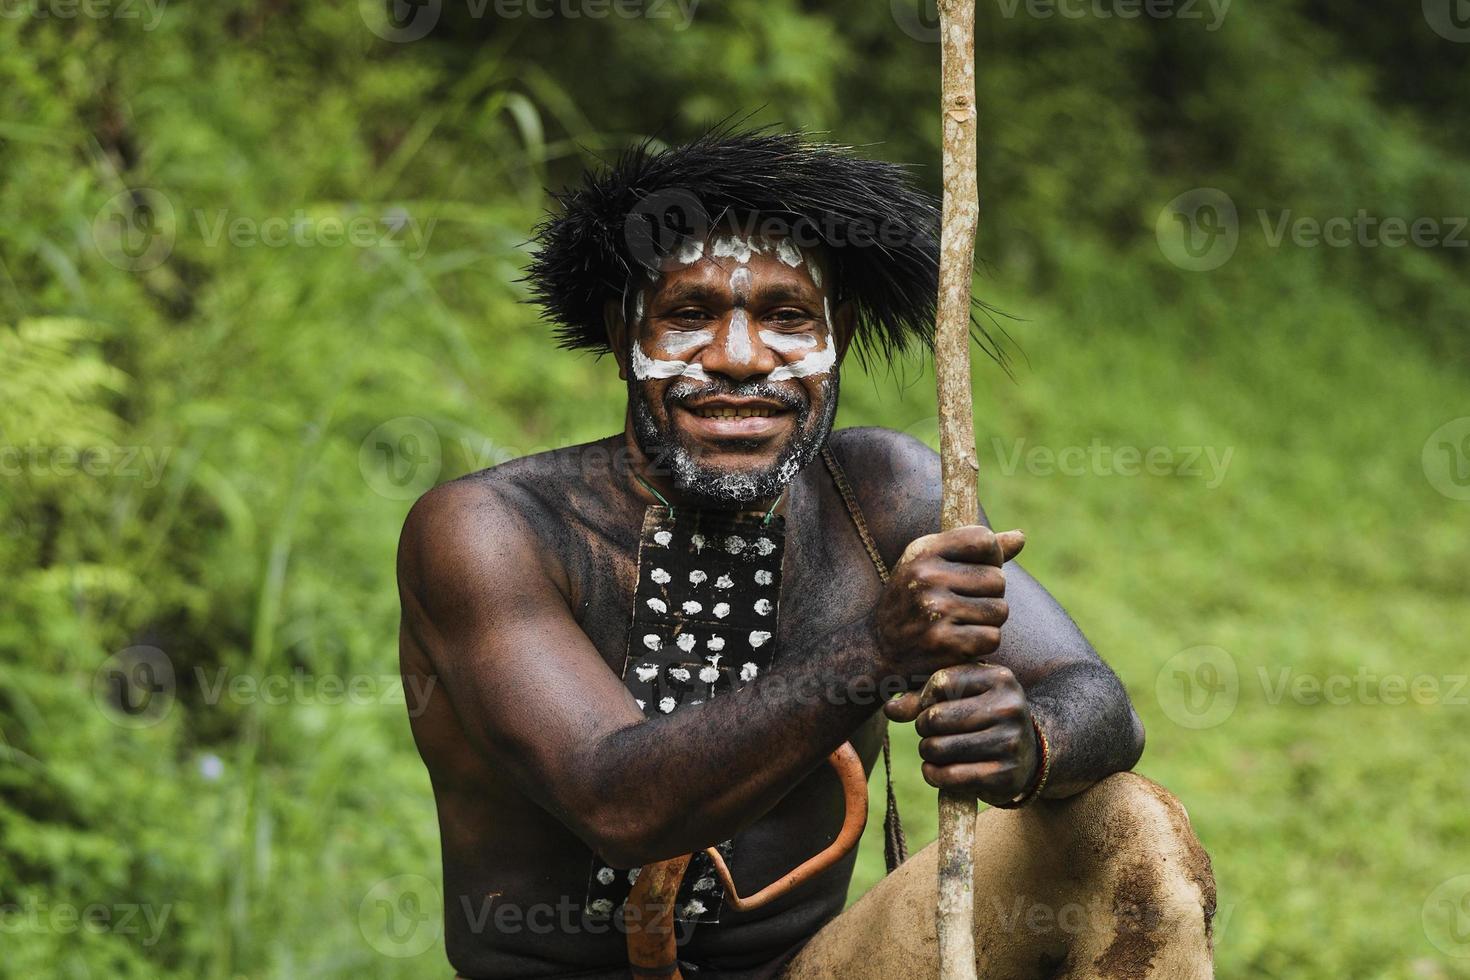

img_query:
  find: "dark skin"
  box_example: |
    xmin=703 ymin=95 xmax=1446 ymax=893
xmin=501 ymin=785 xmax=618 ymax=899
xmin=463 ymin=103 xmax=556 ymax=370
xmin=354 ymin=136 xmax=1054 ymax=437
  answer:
xmin=397 ymin=236 xmax=1145 ymax=977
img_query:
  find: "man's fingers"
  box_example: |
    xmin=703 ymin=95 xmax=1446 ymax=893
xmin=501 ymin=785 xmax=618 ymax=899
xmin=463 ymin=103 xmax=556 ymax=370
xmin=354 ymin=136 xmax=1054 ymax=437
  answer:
xmin=915 ymin=682 xmax=1025 ymax=735
xmin=918 ymin=727 xmax=1026 ymax=766
xmin=884 ymin=662 xmax=1007 ymax=724
xmin=918 ymin=663 xmax=1011 ymax=711
xmin=898 ymin=526 xmax=1025 ymax=570
xmin=915 ymin=593 xmax=1009 ymax=628
xmin=933 ymin=525 xmax=1004 ymax=566
xmin=996 ymin=529 xmax=1026 ymax=564
xmin=926 ymin=560 xmax=1006 ymax=597
xmin=920 ymin=759 xmax=1013 ymax=792
xmin=884 ymin=691 xmax=922 ymax=723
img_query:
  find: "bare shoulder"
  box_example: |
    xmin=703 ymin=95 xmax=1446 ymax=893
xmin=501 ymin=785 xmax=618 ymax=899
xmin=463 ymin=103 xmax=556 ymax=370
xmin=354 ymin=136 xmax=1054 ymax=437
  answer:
xmin=396 ymin=441 xmax=607 ymax=614
xmin=824 ymin=427 xmax=945 ymax=569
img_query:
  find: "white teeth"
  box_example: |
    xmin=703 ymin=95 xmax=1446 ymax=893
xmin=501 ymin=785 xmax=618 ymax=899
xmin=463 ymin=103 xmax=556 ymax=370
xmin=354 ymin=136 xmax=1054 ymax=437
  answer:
xmin=694 ymin=407 xmax=774 ymax=418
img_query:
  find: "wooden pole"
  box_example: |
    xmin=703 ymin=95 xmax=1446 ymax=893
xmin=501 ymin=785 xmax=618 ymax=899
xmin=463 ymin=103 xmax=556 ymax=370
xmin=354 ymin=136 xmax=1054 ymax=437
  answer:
xmin=934 ymin=0 xmax=981 ymax=978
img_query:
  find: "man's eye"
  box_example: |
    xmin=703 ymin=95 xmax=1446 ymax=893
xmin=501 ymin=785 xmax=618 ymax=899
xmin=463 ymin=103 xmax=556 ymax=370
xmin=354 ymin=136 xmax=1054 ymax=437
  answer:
xmin=669 ymin=309 xmax=711 ymax=323
xmin=767 ymin=309 xmax=812 ymax=325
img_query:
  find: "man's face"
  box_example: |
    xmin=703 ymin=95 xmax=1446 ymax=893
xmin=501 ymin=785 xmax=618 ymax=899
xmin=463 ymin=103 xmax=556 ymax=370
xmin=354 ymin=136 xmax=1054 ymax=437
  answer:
xmin=615 ymin=232 xmax=849 ymax=505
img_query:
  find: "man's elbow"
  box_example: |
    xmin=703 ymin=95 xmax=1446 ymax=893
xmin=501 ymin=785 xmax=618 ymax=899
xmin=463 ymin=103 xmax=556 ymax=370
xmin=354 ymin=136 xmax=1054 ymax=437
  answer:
xmin=578 ymin=801 xmax=687 ymax=870
xmin=1123 ymin=704 xmax=1146 ymax=769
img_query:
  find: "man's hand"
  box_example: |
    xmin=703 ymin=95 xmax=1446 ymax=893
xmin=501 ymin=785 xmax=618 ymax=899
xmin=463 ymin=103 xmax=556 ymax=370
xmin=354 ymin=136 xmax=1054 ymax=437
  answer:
xmin=870 ymin=524 xmax=1026 ymax=683
xmin=870 ymin=523 xmax=1038 ymax=805
xmin=884 ymin=663 xmax=1041 ymax=806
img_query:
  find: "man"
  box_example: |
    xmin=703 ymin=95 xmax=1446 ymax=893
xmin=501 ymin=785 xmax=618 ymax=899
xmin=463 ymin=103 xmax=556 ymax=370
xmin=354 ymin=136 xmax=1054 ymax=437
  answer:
xmin=397 ymin=130 xmax=1215 ymax=979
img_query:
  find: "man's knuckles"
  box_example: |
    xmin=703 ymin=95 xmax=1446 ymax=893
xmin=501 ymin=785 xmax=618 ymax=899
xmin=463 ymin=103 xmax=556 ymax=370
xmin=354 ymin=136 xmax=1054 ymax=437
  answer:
xmin=918 ymin=728 xmax=1022 ymax=765
xmin=898 ymin=525 xmax=1004 ymax=568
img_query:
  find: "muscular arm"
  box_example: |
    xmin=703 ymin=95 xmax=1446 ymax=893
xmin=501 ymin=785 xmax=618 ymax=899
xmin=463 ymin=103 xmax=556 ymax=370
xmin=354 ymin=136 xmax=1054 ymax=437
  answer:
xmin=397 ymin=478 xmax=886 ymax=869
xmin=838 ymin=428 xmax=1145 ymax=800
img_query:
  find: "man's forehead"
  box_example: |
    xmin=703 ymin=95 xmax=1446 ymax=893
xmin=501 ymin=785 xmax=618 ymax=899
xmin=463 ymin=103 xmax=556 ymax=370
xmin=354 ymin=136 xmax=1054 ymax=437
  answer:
xmin=648 ymin=233 xmax=827 ymax=293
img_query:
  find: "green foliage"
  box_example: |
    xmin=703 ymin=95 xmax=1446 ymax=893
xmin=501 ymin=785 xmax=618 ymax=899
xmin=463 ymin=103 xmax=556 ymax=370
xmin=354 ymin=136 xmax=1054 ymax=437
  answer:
xmin=1 ymin=2 xmax=1466 ymax=977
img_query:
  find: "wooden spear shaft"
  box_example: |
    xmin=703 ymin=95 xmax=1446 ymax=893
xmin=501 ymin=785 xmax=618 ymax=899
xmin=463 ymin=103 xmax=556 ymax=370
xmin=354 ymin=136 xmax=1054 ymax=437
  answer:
xmin=934 ymin=0 xmax=981 ymax=978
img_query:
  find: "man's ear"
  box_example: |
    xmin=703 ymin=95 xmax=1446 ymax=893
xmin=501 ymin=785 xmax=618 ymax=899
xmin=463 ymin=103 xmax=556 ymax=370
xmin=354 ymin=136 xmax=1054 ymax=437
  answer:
xmin=605 ymin=300 xmax=630 ymax=381
xmin=832 ymin=299 xmax=858 ymax=363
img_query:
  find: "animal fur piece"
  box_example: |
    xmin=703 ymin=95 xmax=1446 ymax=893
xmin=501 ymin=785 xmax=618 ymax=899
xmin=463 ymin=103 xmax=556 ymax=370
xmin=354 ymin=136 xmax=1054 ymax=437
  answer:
xmin=524 ymin=126 xmax=1009 ymax=369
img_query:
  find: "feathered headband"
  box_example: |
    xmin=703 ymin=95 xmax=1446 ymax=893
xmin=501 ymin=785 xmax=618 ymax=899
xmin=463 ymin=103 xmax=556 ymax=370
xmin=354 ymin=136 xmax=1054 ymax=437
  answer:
xmin=526 ymin=127 xmax=1005 ymax=367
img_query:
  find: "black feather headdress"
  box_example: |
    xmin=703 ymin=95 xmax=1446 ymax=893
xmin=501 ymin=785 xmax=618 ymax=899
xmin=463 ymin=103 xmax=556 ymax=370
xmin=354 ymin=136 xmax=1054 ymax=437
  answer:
xmin=525 ymin=127 xmax=1005 ymax=368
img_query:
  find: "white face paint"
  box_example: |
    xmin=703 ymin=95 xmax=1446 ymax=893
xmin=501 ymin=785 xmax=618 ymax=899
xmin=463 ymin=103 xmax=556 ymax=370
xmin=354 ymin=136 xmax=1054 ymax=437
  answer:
xmin=659 ymin=329 xmax=714 ymax=356
xmin=673 ymin=238 xmax=705 ymax=266
xmin=723 ymin=263 xmax=755 ymax=363
xmin=766 ymin=331 xmax=837 ymax=381
xmin=630 ymin=340 xmax=711 ymax=381
xmin=710 ymin=235 xmax=764 ymax=264
xmin=757 ymin=329 xmax=818 ymax=354
xmin=774 ymin=239 xmax=804 ymax=268
xmin=808 ymin=261 xmax=822 ymax=289
xmin=726 ymin=308 xmax=753 ymax=362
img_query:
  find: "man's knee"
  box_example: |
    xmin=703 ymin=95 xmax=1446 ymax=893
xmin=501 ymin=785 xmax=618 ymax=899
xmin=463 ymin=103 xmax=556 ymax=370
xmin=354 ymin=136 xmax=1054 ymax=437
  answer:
xmin=1059 ymin=773 xmax=1217 ymax=969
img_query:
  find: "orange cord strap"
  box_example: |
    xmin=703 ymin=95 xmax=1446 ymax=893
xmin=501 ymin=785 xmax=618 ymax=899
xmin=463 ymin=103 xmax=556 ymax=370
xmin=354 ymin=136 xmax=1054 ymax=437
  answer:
xmin=702 ymin=740 xmax=869 ymax=912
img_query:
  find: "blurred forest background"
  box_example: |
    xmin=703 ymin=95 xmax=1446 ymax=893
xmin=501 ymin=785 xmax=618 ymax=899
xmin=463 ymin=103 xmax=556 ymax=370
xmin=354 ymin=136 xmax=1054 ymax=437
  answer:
xmin=2 ymin=0 xmax=1468 ymax=977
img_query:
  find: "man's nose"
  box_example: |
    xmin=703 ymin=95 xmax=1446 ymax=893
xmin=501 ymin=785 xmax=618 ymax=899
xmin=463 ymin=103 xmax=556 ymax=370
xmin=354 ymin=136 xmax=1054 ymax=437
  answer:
xmin=697 ymin=311 xmax=779 ymax=381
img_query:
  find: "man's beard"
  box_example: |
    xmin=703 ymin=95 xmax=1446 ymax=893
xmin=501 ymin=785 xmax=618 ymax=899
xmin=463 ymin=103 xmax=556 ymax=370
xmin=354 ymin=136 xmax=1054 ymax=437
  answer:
xmin=631 ymin=373 xmax=839 ymax=506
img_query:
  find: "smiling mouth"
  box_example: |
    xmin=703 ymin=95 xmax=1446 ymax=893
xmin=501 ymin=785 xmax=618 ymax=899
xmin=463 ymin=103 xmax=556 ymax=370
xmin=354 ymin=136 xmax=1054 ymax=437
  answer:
xmin=691 ymin=406 xmax=780 ymax=419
